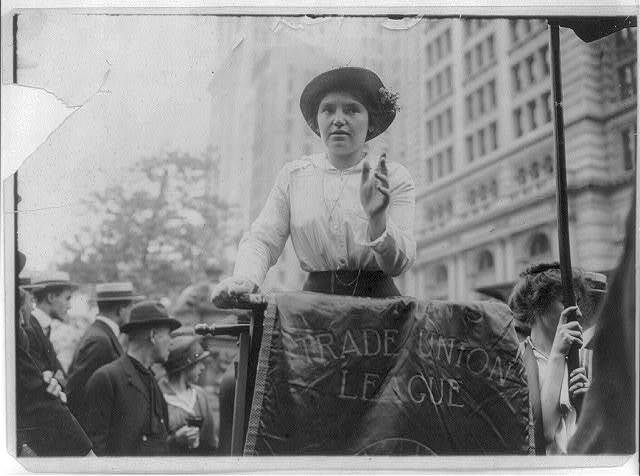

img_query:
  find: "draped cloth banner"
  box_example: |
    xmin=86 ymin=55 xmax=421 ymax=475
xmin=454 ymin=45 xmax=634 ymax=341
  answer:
xmin=244 ymin=293 xmax=529 ymax=455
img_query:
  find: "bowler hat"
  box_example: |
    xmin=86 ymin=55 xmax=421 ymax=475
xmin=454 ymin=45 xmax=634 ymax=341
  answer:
xmin=300 ymin=67 xmax=398 ymax=141
xmin=120 ymin=300 xmax=181 ymax=334
xmin=96 ymin=282 xmax=145 ymax=302
xmin=22 ymin=271 xmax=79 ymax=293
xmin=163 ymin=334 xmax=210 ymax=375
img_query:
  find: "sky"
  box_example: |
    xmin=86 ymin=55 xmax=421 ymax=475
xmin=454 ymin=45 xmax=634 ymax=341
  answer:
xmin=6 ymin=12 xmax=242 ymax=271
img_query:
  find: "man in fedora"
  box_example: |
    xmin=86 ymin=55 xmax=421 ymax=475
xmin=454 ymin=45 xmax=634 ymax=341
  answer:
xmin=23 ymin=271 xmax=79 ymax=386
xmin=83 ymin=300 xmax=191 ymax=456
xmin=66 ymin=282 xmax=144 ymax=423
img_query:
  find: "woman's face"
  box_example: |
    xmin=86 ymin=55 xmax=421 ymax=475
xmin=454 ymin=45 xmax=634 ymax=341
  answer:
xmin=186 ymin=360 xmax=205 ymax=384
xmin=316 ymin=91 xmax=369 ymax=159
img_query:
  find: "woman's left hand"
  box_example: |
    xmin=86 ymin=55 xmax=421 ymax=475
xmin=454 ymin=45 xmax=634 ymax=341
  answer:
xmin=360 ymin=154 xmax=390 ymax=218
xmin=568 ymin=367 xmax=590 ymax=398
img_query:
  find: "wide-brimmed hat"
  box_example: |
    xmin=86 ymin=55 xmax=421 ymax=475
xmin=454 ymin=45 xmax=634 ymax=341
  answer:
xmin=96 ymin=282 xmax=145 ymax=303
xmin=163 ymin=334 xmax=210 ymax=375
xmin=299 ymin=67 xmax=398 ymax=141
xmin=22 ymin=271 xmax=79 ymax=293
xmin=120 ymin=300 xmax=181 ymax=334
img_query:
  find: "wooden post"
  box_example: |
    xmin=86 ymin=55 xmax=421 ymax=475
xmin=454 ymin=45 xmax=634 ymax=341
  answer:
xmin=548 ymin=20 xmax=582 ymax=415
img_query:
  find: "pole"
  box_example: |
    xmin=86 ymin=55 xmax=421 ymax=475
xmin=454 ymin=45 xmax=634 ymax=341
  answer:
xmin=548 ymin=20 xmax=582 ymax=415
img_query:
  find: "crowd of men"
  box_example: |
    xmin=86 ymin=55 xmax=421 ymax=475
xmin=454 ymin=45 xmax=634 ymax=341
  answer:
xmin=15 ymin=255 xmax=222 ymax=457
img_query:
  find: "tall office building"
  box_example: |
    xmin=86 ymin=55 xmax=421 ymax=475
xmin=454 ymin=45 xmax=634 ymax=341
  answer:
xmin=403 ymin=19 xmax=636 ymax=300
xmin=210 ymin=17 xmax=636 ymax=297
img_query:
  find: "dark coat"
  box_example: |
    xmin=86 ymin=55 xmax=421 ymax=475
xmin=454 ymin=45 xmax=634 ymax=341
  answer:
xmin=66 ymin=319 xmax=124 ymax=421
xmin=24 ymin=313 xmax=65 ymax=379
xmin=84 ymin=354 xmax=169 ymax=456
xmin=16 ymin=323 xmax=92 ymax=456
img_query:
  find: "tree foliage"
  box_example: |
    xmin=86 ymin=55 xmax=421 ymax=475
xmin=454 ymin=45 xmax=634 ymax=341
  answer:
xmin=60 ymin=148 xmax=239 ymax=302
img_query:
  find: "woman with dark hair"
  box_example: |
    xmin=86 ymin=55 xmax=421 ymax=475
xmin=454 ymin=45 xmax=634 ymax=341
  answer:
xmin=508 ymin=263 xmax=592 ymax=455
xmin=212 ymin=67 xmax=415 ymax=300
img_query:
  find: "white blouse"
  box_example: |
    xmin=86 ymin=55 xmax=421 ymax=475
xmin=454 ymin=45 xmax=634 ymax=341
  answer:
xmin=233 ymin=153 xmax=416 ymax=287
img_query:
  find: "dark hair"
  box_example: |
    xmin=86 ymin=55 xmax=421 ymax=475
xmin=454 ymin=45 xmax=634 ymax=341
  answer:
xmin=311 ymin=86 xmax=400 ymax=140
xmin=507 ymin=262 xmax=587 ymax=325
xmin=32 ymin=285 xmax=69 ymax=304
xmin=98 ymin=300 xmax=131 ymax=316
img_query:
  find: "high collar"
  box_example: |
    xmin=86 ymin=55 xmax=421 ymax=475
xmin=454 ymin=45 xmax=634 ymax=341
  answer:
xmin=95 ymin=315 xmax=120 ymax=338
xmin=32 ymin=307 xmax=52 ymax=330
xmin=312 ymin=152 xmax=366 ymax=172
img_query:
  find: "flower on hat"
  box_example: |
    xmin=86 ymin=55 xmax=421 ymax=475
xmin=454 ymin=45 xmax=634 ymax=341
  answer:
xmin=377 ymin=87 xmax=400 ymax=114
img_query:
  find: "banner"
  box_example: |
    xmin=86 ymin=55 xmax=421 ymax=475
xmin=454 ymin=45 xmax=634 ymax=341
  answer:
xmin=245 ymin=293 xmax=529 ymax=455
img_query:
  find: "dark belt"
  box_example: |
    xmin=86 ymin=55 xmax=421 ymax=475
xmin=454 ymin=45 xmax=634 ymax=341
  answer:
xmin=304 ymin=270 xmax=400 ymax=297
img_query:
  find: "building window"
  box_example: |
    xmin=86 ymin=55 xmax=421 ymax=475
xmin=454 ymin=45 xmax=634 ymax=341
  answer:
xmin=488 ymin=79 xmax=496 ymax=108
xmin=436 ymin=115 xmax=443 ymax=140
xmin=426 ymin=121 xmax=433 ymax=145
xmin=478 ymin=129 xmax=486 ymax=156
xmin=529 ymin=233 xmax=551 ymax=257
xmin=512 ymin=63 xmax=522 ymax=92
xmin=540 ymin=44 xmax=550 ymax=76
xmin=478 ymin=88 xmax=486 ymax=115
xmin=514 ymin=108 xmax=523 ymax=137
xmin=510 ymin=20 xmax=518 ymax=43
xmin=466 ymin=95 xmax=474 ymax=122
xmin=618 ymin=62 xmax=637 ymax=99
xmin=526 ymin=55 xmax=536 ymax=84
xmin=426 ymin=158 xmax=433 ymax=182
xmin=517 ymin=167 xmax=526 ymax=184
xmin=444 ymin=29 xmax=452 ymax=54
xmin=436 ymin=73 xmax=443 ymax=97
xmin=466 ymin=135 xmax=474 ymax=162
xmin=621 ymin=128 xmax=636 ymax=170
xmin=445 ymin=108 xmax=453 ymax=135
xmin=435 ymin=36 xmax=443 ymax=61
xmin=476 ymin=42 xmax=484 ymax=69
xmin=426 ymin=80 xmax=433 ymax=104
xmin=445 ymin=66 xmax=452 ymax=94
xmin=489 ymin=122 xmax=498 ymax=150
xmin=446 ymin=147 xmax=454 ymax=173
xmin=426 ymin=43 xmax=433 ymax=66
xmin=436 ymin=152 xmax=444 ymax=178
xmin=435 ymin=265 xmax=448 ymax=284
xmin=465 ymin=51 xmax=472 ymax=76
xmin=530 ymin=161 xmax=540 ymax=179
xmin=487 ymin=35 xmax=496 ymax=62
xmin=527 ymin=100 xmax=538 ymax=130
xmin=478 ymin=250 xmax=494 ymax=272
xmin=542 ymin=91 xmax=552 ymax=123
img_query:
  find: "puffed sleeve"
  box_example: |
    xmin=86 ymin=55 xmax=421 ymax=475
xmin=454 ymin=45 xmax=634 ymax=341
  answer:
xmin=233 ymin=165 xmax=291 ymax=286
xmin=359 ymin=163 xmax=416 ymax=276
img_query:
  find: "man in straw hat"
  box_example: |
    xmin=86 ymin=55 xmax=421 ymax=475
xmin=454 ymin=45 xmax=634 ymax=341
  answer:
xmin=16 ymin=252 xmax=93 ymax=456
xmin=83 ymin=300 xmax=186 ymax=456
xmin=66 ymin=282 xmax=144 ymax=424
xmin=22 ymin=271 xmax=79 ymax=386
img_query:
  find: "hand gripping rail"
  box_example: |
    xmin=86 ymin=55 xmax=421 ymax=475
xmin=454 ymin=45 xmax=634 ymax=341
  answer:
xmin=196 ymin=293 xmax=267 ymax=456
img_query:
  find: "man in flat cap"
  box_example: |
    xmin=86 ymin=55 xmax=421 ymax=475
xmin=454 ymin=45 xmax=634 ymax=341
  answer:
xmin=23 ymin=272 xmax=78 ymax=386
xmin=66 ymin=282 xmax=143 ymax=424
xmin=84 ymin=300 xmax=196 ymax=456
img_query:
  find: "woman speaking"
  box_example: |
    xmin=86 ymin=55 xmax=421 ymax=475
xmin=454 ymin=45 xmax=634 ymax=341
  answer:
xmin=213 ymin=66 xmax=416 ymax=300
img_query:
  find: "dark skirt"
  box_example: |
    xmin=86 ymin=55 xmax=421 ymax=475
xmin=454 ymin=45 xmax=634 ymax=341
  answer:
xmin=303 ymin=270 xmax=401 ymax=297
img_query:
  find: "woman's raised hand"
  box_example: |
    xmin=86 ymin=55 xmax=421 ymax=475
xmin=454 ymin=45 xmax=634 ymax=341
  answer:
xmin=210 ymin=276 xmax=259 ymax=308
xmin=550 ymin=305 xmax=583 ymax=358
xmin=360 ymin=153 xmax=390 ymax=219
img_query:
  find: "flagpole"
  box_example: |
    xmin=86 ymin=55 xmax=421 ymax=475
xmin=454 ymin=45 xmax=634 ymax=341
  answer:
xmin=548 ymin=20 xmax=582 ymax=415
